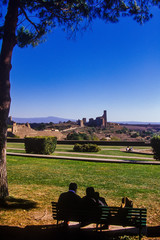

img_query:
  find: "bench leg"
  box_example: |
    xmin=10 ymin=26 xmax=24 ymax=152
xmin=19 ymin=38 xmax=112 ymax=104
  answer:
xmin=139 ymin=227 xmax=142 ymax=240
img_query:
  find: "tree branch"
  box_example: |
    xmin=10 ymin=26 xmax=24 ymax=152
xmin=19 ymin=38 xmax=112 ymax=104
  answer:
xmin=19 ymin=6 xmax=39 ymax=32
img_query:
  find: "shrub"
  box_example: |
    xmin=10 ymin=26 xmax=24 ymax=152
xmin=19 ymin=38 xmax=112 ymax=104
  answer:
xmin=25 ymin=136 xmax=57 ymax=155
xmin=151 ymin=135 xmax=160 ymax=160
xmin=91 ymin=134 xmax=100 ymax=141
xmin=73 ymin=143 xmax=101 ymax=152
xmin=66 ymin=132 xmax=91 ymax=140
xmin=130 ymin=132 xmax=139 ymax=138
xmin=111 ymin=136 xmax=121 ymax=141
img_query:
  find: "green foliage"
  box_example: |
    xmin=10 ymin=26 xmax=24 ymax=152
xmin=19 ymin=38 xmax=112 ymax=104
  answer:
xmin=130 ymin=132 xmax=139 ymax=138
xmin=0 ymin=0 xmax=92 ymax=46
xmin=0 ymin=1 xmax=158 ymax=46
xmin=12 ymin=135 xmax=20 ymax=139
xmin=91 ymin=134 xmax=100 ymax=141
xmin=111 ymin=136 xmax=121 ymax=141
xmin=66 ymin=131 xmax=99 ymax=141
xmin=140 ymin=130 xmax=153 ymax=137
xmin=67 ymin=132 xmax=91 ymax=140
xmin=25 ymin=136 xmax=57 ymax=155
xmin=151 ymin=135 xmax=160 ymax=160
xmin=35 ymin=123 xmax=46 ymax=131
xmin=116 ymin=127 xmax=128 ymax=134
xmin=73 ymin=143 xmax=101 ymax=152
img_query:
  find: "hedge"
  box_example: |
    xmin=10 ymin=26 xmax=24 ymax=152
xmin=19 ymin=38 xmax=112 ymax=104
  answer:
xmin=73 ymin=143 xmax=101 ymax=152
xmin=151 ymin=135 xmax=160 ymax=160
xmin=25 ymin=136 xmax=57 ymax=155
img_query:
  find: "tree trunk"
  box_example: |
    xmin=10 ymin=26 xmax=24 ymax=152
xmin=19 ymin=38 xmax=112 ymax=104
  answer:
xmin=0 ymin=0 xmax=19 ymax=199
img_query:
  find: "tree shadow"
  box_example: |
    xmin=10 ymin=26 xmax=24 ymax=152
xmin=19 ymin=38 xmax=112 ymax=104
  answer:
xmin=1 ymin=224 xmax=160 ymax=240
xmin=0 ymin=196 xmax=37 ymax=210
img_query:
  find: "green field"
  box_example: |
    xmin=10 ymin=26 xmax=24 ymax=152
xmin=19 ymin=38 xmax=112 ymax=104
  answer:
xmin=0 ymin=143 xmax=159 ymax=229
xmin=7 ymin=143 xmax=154 ymax=161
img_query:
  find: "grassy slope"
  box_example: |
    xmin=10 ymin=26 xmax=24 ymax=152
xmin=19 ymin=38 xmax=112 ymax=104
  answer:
xmin=1 ymin=154 xmax=159 ymax=227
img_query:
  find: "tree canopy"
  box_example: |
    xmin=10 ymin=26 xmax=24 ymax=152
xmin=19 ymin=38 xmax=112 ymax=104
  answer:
xmin=0 ymin=0 xmax=158 ymax=49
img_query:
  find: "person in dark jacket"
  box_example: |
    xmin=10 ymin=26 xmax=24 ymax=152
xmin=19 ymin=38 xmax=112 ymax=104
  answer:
xmin=80 ymin=187 xmax=100 ymax=225
xmin=57 ymin=182 xmax=81 ymax=221
xmin=94 ymin=191 xmax=108 ymax=206
xmin=81 ymin=187 xmax=97 ymax=209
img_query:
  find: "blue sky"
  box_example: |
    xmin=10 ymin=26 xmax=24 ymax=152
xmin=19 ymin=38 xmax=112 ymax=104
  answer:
xmin=6 ymin=7 xmax=160 ymax=122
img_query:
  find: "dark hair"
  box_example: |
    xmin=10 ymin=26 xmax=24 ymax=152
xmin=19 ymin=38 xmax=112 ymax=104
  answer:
xmin=69 ymin=182 xmax=77 ymax=191
xmin=86 ymin=187 xmax=95 ymax=197
xmin=94 ymin=191 xmax=99 ymax=199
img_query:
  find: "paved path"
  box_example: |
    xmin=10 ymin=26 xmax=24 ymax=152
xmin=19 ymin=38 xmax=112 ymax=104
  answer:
xmin=7 ymin=152 xmax=160 ymax=165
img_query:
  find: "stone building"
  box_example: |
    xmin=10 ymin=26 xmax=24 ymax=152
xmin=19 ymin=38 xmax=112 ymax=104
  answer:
xmin=78 ymin=110 xmax=107 ymax=128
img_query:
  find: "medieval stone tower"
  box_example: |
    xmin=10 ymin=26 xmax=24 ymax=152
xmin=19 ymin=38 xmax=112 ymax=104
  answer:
xmin=103 ymin=110 xmax=107 ymax=128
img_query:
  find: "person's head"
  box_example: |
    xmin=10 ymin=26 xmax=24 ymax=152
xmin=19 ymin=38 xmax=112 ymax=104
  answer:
xmin=94 ymin=191 xmax=100 ymax=200
xmin=69 ymin=182 xmax=77 ymax=192
xmin=86 ymin=187 xmax=95 ymax=197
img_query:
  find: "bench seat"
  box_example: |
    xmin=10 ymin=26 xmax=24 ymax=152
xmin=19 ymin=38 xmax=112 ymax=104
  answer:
xmin=51 ymin=201 xmax=147 ymax=240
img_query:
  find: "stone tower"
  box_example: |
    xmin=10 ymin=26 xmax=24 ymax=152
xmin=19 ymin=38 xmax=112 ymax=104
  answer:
xmin=103 ymin=110 xmax=107 ymax=128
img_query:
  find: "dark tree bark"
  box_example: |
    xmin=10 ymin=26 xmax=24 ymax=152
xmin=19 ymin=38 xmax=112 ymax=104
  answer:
xmin=0 ymin=0 xmax=19 ymax=199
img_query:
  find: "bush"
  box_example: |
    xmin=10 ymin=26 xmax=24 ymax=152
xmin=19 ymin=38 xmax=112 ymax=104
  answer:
xmin=73 ymin=143 xmax=101 ymax=152
xmin=67 ymin=132 xmax=91 ymax=140
xmin=130 ymin=132 xmax=139 ymax=138
xmin=25 ymin=136 xmax=57 ymax=155
xmin=151 ymin=135 xmax=160 ymax=160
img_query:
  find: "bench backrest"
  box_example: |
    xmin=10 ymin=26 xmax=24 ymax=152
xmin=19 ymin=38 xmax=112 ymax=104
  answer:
xmin=51 ymin=202 xmax=147 ymax=227
xmin=100 ymin=206 xmax=147 ymax=227
xmin=52 ymin=201 xmax=59 ymax=220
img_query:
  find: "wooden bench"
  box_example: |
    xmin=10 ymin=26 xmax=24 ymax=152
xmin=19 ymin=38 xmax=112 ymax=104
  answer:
xmin=51 ymin=201 xmax=147 ymax=240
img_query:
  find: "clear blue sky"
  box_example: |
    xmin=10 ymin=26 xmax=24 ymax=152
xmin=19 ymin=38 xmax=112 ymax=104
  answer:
xmin=5 ymin=7 xmax=160 ymax=122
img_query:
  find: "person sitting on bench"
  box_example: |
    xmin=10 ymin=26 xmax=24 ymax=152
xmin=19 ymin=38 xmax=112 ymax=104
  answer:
xmin=57 ymin=182 xmax=81 ymax=221
xmin=94 ymin=191 xmax=108 ymax=206
xmin=80 ymin=187 xmax=100 ymax=225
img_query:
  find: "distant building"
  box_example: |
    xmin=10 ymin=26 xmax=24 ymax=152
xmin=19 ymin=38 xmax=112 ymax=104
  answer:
xmin=78 ymin=110 xmax=107 ymax=128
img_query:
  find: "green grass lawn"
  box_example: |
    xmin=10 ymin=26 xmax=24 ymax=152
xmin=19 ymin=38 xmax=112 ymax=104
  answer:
xmin=7 ymin=143 xmax=154 ymax=160
xmin=1 ymin=154 xmax=159 ymax=228
xmin=7 ymin=142 xmax=25 ymax=148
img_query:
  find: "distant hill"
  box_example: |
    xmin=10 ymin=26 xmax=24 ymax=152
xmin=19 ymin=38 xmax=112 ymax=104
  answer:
xmin=118 ymin=121 xmax=160 ymax=125
xmin=12 ymin=116 xmax=76 ymax=124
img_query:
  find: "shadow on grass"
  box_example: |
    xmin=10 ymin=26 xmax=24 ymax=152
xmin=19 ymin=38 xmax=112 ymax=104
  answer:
xmin=0 ymin=196 xmax=37 ymax=210
xmin=0 ymin=224 xmax=160 ymax=240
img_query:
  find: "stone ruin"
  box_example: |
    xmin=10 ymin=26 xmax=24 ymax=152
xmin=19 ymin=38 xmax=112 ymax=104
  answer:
xmin=7 ymin=121 xmax=64 ymax=140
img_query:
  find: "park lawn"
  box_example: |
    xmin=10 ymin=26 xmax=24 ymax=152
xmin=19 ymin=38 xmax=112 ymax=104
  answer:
xmin=52 ymin=152 xmax=153 ymax=162
xmin=7 ymin=143 xmax=154 ymax=160
xmin=7 ymin=142 xmax=25 ymax=149
xmin=7 ymin=149 xmax=26 ymax=153
xmin=0 ymin=155 xmax=159 ymax=228
xmin=55 ymin=144 xmax=154 ymax=159
xmin=55 ymin=150 xmax=153 ymax=159
xmin=6 ymin=150 xmax=153 ymax=161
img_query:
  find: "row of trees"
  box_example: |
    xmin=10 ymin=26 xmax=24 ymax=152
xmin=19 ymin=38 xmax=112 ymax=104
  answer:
xmin=0 ymin=0 xmax=160 ymax=198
